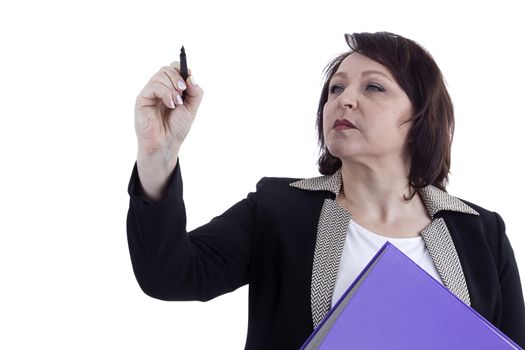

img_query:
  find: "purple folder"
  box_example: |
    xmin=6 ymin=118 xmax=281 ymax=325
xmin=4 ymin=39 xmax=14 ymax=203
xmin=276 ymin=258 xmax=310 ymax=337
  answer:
xmin=301 ymin=242 xmax=522 ymax=349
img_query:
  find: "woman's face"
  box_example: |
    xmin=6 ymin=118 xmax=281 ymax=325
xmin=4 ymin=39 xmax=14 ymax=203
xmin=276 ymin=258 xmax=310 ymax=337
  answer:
xmin=323 ymin=53 xmax=413 ymax=167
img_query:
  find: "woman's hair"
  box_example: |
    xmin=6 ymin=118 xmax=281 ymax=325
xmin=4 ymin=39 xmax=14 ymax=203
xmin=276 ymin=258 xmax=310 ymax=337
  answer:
xmin=317 ymin=32 xmax=454 ymax=192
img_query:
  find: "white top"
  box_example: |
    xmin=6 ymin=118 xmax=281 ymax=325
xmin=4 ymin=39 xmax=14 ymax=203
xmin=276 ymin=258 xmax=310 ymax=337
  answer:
xmin=331 ymin=219 xmax=444 ymax=307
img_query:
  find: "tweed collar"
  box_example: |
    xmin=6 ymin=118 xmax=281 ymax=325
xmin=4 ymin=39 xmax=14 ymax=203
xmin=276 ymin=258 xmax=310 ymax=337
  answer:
xmin=290 ymin=168 xmax=479 ymax=218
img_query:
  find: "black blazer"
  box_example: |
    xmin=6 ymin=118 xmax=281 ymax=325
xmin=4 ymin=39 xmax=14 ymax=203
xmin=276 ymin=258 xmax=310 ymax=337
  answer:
xmin=127 ymin=161 xmax=525 ymax=349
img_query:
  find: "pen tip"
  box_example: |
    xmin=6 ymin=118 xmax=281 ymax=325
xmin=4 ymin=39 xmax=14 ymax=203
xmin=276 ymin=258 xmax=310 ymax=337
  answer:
xmin=181 ymin=45 xmax=185 ymax=54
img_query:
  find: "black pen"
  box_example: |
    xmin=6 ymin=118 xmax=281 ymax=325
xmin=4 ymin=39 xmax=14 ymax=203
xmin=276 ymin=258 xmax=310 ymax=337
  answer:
xmin=180 ymin=46 xmax=188 ymax=100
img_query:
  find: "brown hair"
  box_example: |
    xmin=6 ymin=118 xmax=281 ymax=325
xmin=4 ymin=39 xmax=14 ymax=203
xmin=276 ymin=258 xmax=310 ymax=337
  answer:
xmin=317 ymin=32 xmax=454 ymax=192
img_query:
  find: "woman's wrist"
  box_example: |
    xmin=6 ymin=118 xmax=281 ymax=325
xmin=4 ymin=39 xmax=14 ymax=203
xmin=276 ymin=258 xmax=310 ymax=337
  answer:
xmin=136 ymin=148 xmax=180 ymax=202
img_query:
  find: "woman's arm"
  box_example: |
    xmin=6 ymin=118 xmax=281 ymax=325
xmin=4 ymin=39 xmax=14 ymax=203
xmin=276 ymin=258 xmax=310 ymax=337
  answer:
xmin=127 ymin=160 xmax=258 ymax=301
xmin=495 ymin=212 xmax=525 ymax=347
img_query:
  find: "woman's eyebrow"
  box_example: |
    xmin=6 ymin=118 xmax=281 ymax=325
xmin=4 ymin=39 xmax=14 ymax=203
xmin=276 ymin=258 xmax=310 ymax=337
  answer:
xmin=332 ymin=71 xmax=347 ymax=79
xmin=332 ymin=70 xmax=393 ymax=82
xmin=362 ymin=70 xmax=393 ymax=82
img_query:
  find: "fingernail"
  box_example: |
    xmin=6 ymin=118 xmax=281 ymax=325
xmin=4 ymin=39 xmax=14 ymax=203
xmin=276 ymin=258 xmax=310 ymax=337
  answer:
xmin=177 ymin=80 xmax=187 ymax=90
xmin=189 ymin=75 xmax=196 ymax=86
xmin=170 ymin=99 xmax=175 ymax=109
xmin=175 ymin=94 xmax=183 ymax=105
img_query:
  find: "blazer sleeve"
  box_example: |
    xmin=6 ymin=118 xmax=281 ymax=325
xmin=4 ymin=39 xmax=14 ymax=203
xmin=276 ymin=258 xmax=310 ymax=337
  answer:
xmin=495 ymin=212 xmax=525 ymax=347
xmin=126 ymin=160 xmax=261 ymax=302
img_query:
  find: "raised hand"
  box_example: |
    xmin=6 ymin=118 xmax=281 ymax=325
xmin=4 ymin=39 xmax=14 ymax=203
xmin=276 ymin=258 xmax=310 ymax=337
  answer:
xmin=134 ymin=61 xmax=204 ymax=201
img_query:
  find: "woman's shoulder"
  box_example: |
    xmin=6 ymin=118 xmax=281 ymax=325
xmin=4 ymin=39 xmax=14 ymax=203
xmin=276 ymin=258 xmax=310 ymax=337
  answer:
xmin=419 ymin=185 xmax=499 ymax=221
xmin=256 ymin=172 xmax=339 ymax=195
xmin=452 ymin=198 xmax=506 ymax=238
xmin=439 ymin=193 xmax=502 ymax=229
xmin=252 ymin=174 xmax=335 ymax=207
xmin=440 ymin=195 xmax=507 ymax=249
xmin=254 ymin=176 xmax=302 ymax=191
xmin=456 ymin=198 xmax=498 ymax=218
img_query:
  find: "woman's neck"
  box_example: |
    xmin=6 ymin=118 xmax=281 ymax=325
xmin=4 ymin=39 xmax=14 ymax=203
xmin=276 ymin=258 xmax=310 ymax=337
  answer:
xmin=338 ymin=159 xmax=425 ymax=226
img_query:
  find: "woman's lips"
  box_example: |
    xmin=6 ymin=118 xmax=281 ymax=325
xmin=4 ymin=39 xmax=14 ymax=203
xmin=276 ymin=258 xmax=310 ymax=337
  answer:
xmin=333 ymin=119 xmax=357 ymax=130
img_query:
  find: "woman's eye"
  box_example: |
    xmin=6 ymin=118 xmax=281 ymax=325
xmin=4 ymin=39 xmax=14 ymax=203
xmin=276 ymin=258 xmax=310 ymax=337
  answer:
xmin=365 ymin=83 xmax=385 ymax=92
xmin=329 ymin=84 xmax=344 ymax=94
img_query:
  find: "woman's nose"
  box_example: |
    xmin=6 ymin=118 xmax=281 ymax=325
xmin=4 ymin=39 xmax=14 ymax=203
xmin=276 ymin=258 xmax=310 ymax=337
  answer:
xmin=338 ymin=88 xmax=358 ymax=110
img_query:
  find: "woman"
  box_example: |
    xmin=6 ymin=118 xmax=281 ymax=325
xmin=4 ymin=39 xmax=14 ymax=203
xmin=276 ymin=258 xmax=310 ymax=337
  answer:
xmin=127 ymin=32 xmax=525 ymax=348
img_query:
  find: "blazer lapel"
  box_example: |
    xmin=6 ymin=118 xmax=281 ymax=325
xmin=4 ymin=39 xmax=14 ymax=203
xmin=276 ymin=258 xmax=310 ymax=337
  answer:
xmin=309 ymin=199 xmax=350 ymax=328
xmin=421 ymin=218 xmax=471 ymax=305
xmin=291 ymin=170 xmax=350 ymax=328
xmin=419 ymin=186 xmax=479 ymax=306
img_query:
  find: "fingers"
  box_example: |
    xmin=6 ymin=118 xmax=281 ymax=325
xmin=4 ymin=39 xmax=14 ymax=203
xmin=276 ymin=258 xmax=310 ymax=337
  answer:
xmin=154 ymin=65 xmax=203 ymax=111
xmin=158 ymin=71 xmax=185 ymax=106
xmin=139 ymin=82 xmax=176 ymax=109
xmin=138 ymin=61 xmax=203 ymax=111
xmin=141 ymin=65 xmax=185 ymax=109
xmin=158 ymin=66 xmax=186 ymax=97
xmin=167 ymin=62 xmax=200 ymax=95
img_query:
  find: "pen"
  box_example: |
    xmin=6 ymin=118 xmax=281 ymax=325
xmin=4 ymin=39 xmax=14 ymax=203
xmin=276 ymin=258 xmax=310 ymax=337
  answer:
xmin=180 ymin=46 xmax=188 ymax=100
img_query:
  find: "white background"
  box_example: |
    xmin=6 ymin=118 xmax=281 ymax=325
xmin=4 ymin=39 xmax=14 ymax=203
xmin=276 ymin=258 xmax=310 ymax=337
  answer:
xmin=1 ymin=0 xmax=524 ymax=348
